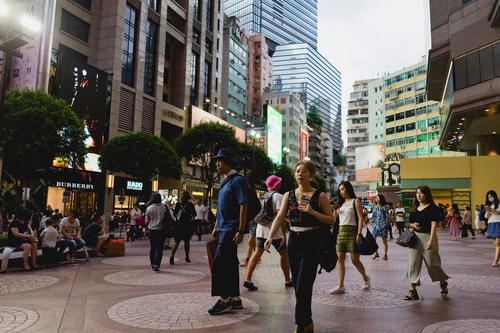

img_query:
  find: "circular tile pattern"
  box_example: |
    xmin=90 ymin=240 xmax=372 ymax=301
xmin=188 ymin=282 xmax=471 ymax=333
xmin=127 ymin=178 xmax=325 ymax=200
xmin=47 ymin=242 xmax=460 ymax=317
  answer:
xmin=361 ymin=259 xmax=407 ymax=271
xmin=103 ymin=269 xmax=205 ymax=286
xmin=421 ymin=319 xmax=500 ymax=333
xmin=107 ymin=292 xmax=260 ymax=330
xmin=0 ymin=306 xmax=39 ymax=332
xmin=0 ymin=275 xmax=58 ymax=295
xmin=102 ymin=255 xmax=178 ymax=266
xmin=423 ymin=274 xmax=500 ymax=293
xmin=239 ymin=264 xmax=284 ymax=278
xmin=312 ymin=282 xmax=422 ymax=308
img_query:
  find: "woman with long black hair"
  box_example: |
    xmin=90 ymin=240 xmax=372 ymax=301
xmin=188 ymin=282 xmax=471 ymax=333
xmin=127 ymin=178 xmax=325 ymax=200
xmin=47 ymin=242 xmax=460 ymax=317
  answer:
xmin=330 ymin=181 xmax=370 ymax=295
xmin=265 ymin=160 xmax=334 ymax=333
xmin=371 ymin=194 xmax=390 ymax=260
xmin=485 ymin=190 xmax=500 ymax=267
xmin=404 ymin=185 xmax=449 ymax=300
xmin=170 ymin=191 xmax=196 ymax=264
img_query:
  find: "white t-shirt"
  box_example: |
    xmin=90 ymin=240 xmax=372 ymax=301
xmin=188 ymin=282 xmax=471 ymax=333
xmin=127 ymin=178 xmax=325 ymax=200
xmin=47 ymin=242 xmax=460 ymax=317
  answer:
xmin=40 ymin=226 xmax=59 ymax=248
xmin=339 ymin=199 xmax=357 ymax=226
xmin=195 ymin=204 xmax=208 ymax=220
xmin=60 ymin=217 xmax=80 ymax=236
xmin=129 ymin=208 xmax=142 ymax=225
xmin=395 ymin=207 xmax=405 ymax=222
xmin=256 ymin=192 xmax=283 ymax=239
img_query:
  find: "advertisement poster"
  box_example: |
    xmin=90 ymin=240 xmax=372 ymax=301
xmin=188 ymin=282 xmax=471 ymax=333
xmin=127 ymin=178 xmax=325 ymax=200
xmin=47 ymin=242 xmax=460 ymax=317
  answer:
xmin=265 ymin=105 xmax=282 ymax=164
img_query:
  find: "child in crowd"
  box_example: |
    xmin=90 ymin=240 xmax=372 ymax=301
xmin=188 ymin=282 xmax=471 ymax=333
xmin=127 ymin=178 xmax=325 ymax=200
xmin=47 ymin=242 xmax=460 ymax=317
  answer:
xmin=40 ymin=218 xmax=60 ymax=267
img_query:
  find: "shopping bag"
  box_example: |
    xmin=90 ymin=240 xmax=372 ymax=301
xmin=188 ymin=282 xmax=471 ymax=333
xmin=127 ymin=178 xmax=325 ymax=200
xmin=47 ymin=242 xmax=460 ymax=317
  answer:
xmin=206 ymin=238 xmax=218 ymax=275
xmin=106 ymin=238 xmax=125 ymax=256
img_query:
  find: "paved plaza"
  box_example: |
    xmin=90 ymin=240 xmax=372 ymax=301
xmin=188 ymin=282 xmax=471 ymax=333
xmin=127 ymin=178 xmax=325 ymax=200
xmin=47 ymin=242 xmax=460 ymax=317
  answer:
xmin=1 ymin=230 xmax=499 ymax=333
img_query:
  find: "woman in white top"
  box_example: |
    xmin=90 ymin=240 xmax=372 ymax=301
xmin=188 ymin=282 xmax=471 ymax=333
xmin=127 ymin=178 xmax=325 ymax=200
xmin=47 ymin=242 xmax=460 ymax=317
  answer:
xmin=330 ymin=181 xmax=370 ymax=294
xmin=485 ymin=190 xmax=500 ymax=267
xmin=474 ymin=205 xmax=483 ymax=234
xmin=128 ymin=204 xmax=142 ymax=241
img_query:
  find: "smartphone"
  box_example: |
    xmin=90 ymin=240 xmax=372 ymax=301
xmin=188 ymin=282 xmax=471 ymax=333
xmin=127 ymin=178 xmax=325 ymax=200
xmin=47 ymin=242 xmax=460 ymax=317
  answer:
xmin=300 ymin=195 xmax=311 ymax=206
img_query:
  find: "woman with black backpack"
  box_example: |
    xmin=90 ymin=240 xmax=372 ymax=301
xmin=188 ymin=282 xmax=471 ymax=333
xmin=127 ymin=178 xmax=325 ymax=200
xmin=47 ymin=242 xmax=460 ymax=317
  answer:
xmin=170 ymin=191 xmax=196 ymax=265
xmin=264 ymin=160 xmax=334 ymax=333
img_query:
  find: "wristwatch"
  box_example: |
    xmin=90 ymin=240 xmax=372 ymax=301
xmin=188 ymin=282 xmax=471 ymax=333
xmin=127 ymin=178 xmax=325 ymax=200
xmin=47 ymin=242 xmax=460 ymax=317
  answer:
xmin=238 ymin=230 xmax=245 ymax=234
xmin=357 ymin=233 xmax=362 ymax=236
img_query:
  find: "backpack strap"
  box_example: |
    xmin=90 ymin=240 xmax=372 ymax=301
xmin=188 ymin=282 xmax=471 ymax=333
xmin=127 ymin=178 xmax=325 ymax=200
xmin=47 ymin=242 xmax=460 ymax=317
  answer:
xmin=310 ymin=190 xmax=322 ymax=213
xmin=266 ymin=192 xmax=276 ymax=216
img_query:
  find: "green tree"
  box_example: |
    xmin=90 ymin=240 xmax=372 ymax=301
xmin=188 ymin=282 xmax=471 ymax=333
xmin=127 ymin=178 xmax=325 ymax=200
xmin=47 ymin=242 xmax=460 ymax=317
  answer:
xmin=306 ymin=105 xmax=323 ymax=131
xmin=99 ymin=132 xmax=181 ymax=181
xmin=236 ymin=142 xmax=274 ymax=188
xmin=0 ymin=89 xmax=87 ymax=180
xmin=311 ymin=174 xmax=327 ymax=193
xmin=272 ymin=163 xmax=296 ymax=194
xmin=175 ymin=122 xmax=238 ymax=202
xmin=333 ymin=153 xmax=347 ymax=167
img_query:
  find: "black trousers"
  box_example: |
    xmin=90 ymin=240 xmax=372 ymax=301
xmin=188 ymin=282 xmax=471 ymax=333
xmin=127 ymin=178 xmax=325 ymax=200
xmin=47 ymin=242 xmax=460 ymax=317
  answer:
xmin=42 ymin=247 xmax=57 ymax=265
xmin=212 ymin=231 xmax=240 ymax=298
xmin=396 ymin=222 xmax=405 ymax=235
xmin=288 ymin=229 xmax=321 ymax=327
xmin=149 ymin=230 xmax=166 ymax=268
xmin=462 ymin=224 xmax=475 ymax=237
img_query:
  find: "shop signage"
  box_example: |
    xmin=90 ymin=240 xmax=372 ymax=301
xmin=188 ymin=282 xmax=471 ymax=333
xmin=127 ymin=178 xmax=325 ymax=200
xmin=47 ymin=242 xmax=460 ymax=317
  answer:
xmin=55 ymin=181 xmax=94 ymax=190
xmin=127 ymin=181 xmax=144 ymax=191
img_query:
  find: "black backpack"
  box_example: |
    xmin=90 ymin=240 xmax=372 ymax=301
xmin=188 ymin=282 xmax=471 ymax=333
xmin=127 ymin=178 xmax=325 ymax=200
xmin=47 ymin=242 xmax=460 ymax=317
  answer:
xmin=254 ymin=192 xmax=276 ymax=226
xmin=247 ymin=188 xmax=262 ymax=222
xmin=318 ymin=230 xmax=337 ymax=274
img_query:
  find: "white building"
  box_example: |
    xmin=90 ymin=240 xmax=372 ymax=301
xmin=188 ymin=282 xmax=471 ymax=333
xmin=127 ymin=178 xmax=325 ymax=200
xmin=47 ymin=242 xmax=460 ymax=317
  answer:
xmin=368 ymin=78 xmax=386 ymax=144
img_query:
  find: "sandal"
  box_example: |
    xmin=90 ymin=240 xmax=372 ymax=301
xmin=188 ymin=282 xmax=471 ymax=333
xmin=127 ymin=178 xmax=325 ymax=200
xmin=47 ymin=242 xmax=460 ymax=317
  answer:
xmin=372 ymin=253 xmax=379 ymax=260
xmin=491 ymin=263 xmax=499 ymax=267
xmin=403 ymin=289 xmax=419 ymax=300
xmin=440 ymin=281 xmax=448 ymax=297
xmin=382 ymin=255 xmax=388 ymax=260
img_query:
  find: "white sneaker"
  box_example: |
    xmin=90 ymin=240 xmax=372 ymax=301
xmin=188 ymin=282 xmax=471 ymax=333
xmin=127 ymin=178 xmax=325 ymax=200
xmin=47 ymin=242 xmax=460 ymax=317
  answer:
xmin=329 ymin=286 xmax=346 ymax=294
xmin=363 ymin=276 xmax=371 ymax=290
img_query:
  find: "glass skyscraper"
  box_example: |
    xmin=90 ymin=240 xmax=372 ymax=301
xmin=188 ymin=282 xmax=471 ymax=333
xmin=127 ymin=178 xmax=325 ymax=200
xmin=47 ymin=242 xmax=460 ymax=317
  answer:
xmin=272 ymin=43 xmax=343 ymax=152
xmin=224 ymin=0 xmax=318 ymax=51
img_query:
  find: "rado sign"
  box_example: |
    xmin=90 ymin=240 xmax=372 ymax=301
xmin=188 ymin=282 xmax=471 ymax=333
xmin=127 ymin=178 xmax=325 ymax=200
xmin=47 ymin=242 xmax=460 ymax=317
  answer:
xmin=126 ymin=181 xmax=143 ymax=191
xmin=56 ymin=181 xmax=94 ymax=190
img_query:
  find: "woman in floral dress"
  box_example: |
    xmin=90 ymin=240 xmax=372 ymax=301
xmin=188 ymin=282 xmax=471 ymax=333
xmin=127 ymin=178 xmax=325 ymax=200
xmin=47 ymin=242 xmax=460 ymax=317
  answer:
xmin=447 ymin=204 xmax=462 ymax=240
xmin=371 ymin=194 xmax=390 ymax=260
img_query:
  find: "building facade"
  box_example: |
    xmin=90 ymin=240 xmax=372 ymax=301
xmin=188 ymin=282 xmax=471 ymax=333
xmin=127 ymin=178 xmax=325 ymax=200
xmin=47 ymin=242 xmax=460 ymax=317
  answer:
xmin=221 ymin=15 xmax=248 ymax=128
xmin=346 ymin=80 xmax=371 ymax=181
xmin=368 ymin=78 xmax=385 ymax=145
xmin=263 ymin=90 xmax=307 ymax=166
xmin=383 ymin=59 xmax=460 ymax=159
xmin=2 ymin=0 xmax=225 ymax=218
xmin=224 ymin=0 xmax=318 ymax=52
xmin=427 ymin=0 xmax=500 ymax=156
xmin=245 ymin=33 xmax=272 ymax=118
xmin=272 ymin=43 xmax=342 ymax=153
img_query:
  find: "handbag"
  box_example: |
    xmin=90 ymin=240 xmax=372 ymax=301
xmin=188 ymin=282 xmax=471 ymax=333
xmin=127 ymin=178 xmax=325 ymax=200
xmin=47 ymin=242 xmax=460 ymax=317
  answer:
xmin=396 ymin=230 xmax=417 ymax=248
xmin=357 ymin=228 xmax=379 ymax=255
xmin=352 ymin=199 xmax=378 ymax=255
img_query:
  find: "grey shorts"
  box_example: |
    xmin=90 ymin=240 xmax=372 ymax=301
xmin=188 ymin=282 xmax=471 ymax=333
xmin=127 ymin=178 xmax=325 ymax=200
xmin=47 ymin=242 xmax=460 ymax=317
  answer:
xmin=249 ymin=221 xmax=257 ymax=236
xmin=255 ymin=237 xmax=287 ymax=251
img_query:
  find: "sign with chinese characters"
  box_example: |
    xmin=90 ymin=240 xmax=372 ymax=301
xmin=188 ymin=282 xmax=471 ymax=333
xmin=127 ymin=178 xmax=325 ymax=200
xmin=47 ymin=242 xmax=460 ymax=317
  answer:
xmin=265 ymin=105 xmax=283 ymax=164
xmin=126 ymin=181 xmax=144 ymax=191
xmin=300 ymin=128 xmax=309 ymax=160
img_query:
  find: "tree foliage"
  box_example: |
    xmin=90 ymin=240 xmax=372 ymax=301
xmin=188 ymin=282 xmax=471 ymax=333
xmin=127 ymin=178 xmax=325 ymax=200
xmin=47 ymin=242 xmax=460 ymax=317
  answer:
xmin=175 ymin=122 xmax=238 ymax=200
xmin=306 ymin=105 xmax=323 ymax=131
xmin=272 ymin=163 xmax=296 ymax=194
xmin=0 ymin=89 xmax=87 ymax=179
xmin=236 ymin=142 xmax=274 ymax=188
xmin=311 ymin=174 xmax=327 ymax=193
xmin=332 ymin=153 xmax=347 ymax=167
xmin=99 ymin=132 xmax=181 ymax=181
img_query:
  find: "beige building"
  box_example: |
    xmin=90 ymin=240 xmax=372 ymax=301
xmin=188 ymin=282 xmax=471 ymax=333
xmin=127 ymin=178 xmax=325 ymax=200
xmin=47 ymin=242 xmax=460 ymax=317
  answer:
xmin=246 ymin=33 xmax=273 ymax=118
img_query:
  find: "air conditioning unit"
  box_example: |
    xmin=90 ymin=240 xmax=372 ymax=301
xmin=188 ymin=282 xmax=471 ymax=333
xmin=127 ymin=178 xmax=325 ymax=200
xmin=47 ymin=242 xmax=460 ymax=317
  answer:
xmin=431 ymin=125 xmax=439 ymax=130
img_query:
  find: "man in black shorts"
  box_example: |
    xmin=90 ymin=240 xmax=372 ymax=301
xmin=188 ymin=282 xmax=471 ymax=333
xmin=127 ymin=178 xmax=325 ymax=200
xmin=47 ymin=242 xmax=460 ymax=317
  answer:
xmin=242 ymin=175 xmax=293 ymax=291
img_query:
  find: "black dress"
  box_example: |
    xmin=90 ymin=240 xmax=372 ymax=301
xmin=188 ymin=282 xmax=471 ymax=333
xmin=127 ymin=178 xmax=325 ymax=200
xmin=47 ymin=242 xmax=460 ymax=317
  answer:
xmin=174 ymin=202 xmax=196 ymax=242
xmin=7 ymin=220 xmax=30 ymax=247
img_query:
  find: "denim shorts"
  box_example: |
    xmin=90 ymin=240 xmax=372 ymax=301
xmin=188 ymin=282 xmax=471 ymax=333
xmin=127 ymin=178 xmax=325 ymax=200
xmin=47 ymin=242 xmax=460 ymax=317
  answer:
xmin=255 ymin=237 xmax=287 ymax=251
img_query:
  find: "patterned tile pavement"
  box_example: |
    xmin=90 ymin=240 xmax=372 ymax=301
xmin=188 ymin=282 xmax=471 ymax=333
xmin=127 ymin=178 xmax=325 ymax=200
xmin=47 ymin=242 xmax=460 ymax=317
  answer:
xmin=103 ymin=268 xmax=205 ymax=286
xmin=107 ymin=292 xmax=260 ymax=330
xmin=421 ymin=319 xmax=500 ymax=333
xmin=312 ymin=282 xmax=423 ymax=308
xmin=101 ymin=255 xmax=178 ymax=266
xmin=0 ymin=306 xmax=39 ymax=333
xmin=422 ymin=273 xmax=500 ymax=293
xmin=0 ymin=275 xmax=58 ymax=295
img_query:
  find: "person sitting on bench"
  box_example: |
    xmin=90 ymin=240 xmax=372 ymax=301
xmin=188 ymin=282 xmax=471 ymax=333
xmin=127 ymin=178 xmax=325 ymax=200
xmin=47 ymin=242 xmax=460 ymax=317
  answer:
xmin=7 ymin=208 xmax=39 ymax=271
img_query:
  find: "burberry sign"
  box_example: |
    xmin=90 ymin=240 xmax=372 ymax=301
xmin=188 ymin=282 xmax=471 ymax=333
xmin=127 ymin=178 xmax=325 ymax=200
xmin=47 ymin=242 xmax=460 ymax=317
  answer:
xmin=55 ymin=181 xmax=94 ymax=190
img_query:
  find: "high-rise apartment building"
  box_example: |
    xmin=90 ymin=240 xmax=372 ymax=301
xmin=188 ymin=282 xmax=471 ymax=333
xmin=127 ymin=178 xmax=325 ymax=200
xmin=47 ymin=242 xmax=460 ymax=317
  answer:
xmin=368 ymin=78 xmax=385 ymax=145
xmin=383 ymin=59 xmax=459 ymax=159
xmin=221 ymin=15 xmax=248 ymax=128
xmin=245 ymin=33 xmax=273 ymax=117
xmin=2 ymin=0 xmax=224 ymax=218
xmin=224 ymin=0 xmax=318 ymax=52
xmin=272 ymin=43 xmax=342 ymax=153
xmin=263 ymin=90 xmax=307 ymax=166
xmin=346 ymin=80 xmax=371 ymax=181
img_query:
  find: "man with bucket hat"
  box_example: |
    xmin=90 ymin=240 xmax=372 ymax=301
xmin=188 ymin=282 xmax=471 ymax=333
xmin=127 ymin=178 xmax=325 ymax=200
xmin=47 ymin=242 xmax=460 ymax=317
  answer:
xmin=208 ymin=148 xmax=249 ymax=315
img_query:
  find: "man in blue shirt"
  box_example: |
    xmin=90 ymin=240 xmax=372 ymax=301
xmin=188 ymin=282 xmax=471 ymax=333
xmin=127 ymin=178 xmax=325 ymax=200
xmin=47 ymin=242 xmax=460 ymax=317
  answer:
xmin=209 ymin=148 xmax=248 ymax=315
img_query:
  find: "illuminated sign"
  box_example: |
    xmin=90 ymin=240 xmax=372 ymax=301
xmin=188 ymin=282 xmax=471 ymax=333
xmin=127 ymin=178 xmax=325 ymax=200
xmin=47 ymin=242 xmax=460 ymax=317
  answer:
xmin=127 ymin=181 xmax=144 ymax=191
xmin=55 ymin=182 xmax=94 ymax=190
xmin=300 ymin=129 xmax=309 ymax=160
xmin=265 ymin=105 xmax=283 ymax=164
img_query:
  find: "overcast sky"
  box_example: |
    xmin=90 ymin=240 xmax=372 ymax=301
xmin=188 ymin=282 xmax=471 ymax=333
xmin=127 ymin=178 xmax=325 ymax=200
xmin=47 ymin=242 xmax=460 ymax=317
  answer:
xmin=317 ymin=0 xmax=431 ymax=145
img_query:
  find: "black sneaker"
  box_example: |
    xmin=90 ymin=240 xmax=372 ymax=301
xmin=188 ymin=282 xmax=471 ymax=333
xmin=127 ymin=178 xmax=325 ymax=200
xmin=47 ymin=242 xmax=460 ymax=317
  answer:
xmin=285 ymin=281 xmax=294 ymax=288
xmin=243 ymin=281 xmax=258 ymax=291
xmin=208 ymin=300 xmax=232 ymax=315
xmin=230 ymin=298 xmax=243 ymax=310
